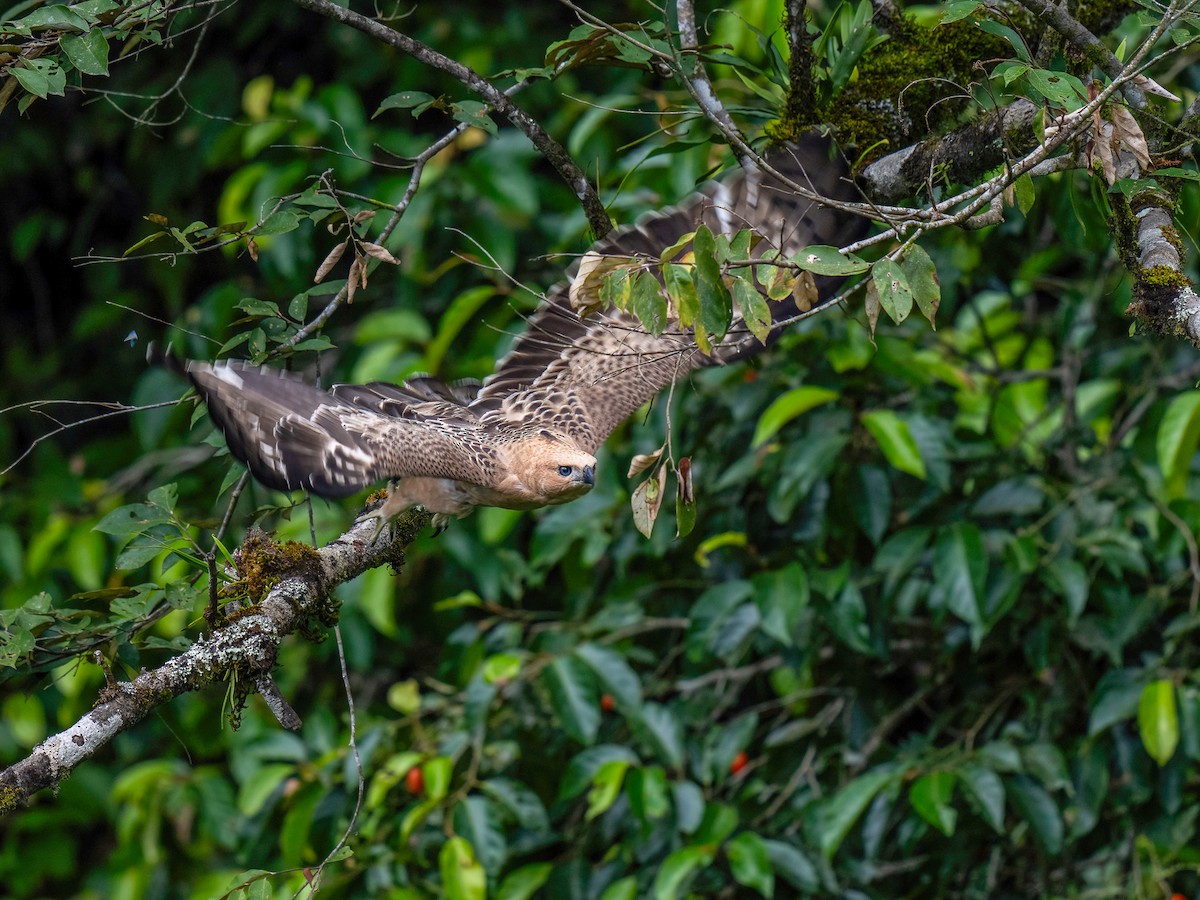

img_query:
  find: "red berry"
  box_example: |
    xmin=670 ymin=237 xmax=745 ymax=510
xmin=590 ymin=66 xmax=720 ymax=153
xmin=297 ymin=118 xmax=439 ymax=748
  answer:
xmin=406 ymin=766 xmax=424 ymax=795
xmin=730 ymin=751 xmax=749 ymax=774
xmin=600 ymin=694 xmax=616 ymax=712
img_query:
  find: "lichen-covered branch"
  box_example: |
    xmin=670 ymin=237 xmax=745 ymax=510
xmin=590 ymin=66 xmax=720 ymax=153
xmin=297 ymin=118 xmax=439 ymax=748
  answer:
xmin=859 ymin=99 xmax=1041 ymax=205
xmin=1120 ymin=190 xmax=1200 ymax=342
xmin=287 ymin=0 xmax=613 ymax=238
xmin=0 ymin=509 xmax=429 ymax=815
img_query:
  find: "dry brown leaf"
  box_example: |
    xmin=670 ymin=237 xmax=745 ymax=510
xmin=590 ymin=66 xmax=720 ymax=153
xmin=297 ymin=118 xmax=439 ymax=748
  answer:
xmin=627 ymin=445 xmax=665 ymax=479
xmin=1110 ymin=106 xmax=1151 ymax=170
xmin=314 ymin=239 xmax=348 ymax=283
xmin=360 ymin=241 xmax=400 ymax=265
xmin=347 ymin=257 xmax=362 ymax=304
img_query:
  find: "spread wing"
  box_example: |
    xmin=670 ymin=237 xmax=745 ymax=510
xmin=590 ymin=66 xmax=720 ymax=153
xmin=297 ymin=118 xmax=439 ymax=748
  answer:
xmin=470 ymin=138 xmax=863 ymax=452
xmin=180 ymin=359 xmax=498 ymax=498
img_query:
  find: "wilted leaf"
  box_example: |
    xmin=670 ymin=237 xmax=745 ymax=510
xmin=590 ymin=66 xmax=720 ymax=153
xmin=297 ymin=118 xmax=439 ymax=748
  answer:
xmin=314 ymin=239 xmax=348 ymax=283
xmin=631 ymin=464 xmax=668 ymax=538
xmin=360 ymin=241 xmax=400 ymax=265
xmin=628 ymin=445 xmax=664 ymax=478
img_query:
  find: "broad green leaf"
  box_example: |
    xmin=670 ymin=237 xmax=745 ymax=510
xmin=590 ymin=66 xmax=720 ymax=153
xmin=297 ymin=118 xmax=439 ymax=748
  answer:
xmin=439 ymin=837 xmax=486 ymax=900
xmin=692 ymin=225 xmax=732 ymax=340
xmin=900 ymin=245 xmax=940 ymax=326
xmin=1044 ymin=557 xmax=1089 ymax=622
xmin=792 ymin=244 xmax=870 ymax=276
xmin=1156 ymin=391 xmax=1200 ymax=499
xmin=752 ymin=386 xmax=839 ymax=448
xmin=598 ymin=877 xmax=638 ymax=900
xmin=374 ymin=90 xmax=436 ymax=116
xmin=636 ymin=703 xmax=685 ymax=768
xmin=627 ymin=766 xmax=670 ymax=821
xmin=664 ymin=263 xmax=699 ymax=327
xmin=1023 ymin=68 xmax=1087 ymax=106
xmin=676 ymin=458 xmax=696 ymax=539
xmin=763 ymin=840 xmax=819 ymax=892
xmin=653 ymin=846 xmax=713 ymax=900
xmin=632 ymin=271 xmax=667 ymax=335
xmin=731 ymin=275 xmax=771 ymax=344
xmin=575 ymin=643 xmax=643 ymax=712
xmin=1014 ymin=172 xmax=1035 ymax=214
xmin=909 ymin=771 xmax=957 ymax=836
xmin=481 ymin=778 xmax=550 ymax=833
xmin=1088 ymin=669 xmax=1143 ymax=735
xmin=94 ymin=502 xmax=172 ymax=536
xmin=60 ymin=27 xmax=109 ymax=75
xmin=453 ymin=795 xmax=506 ymax=876
xmin=586 ymin=759 xmax=629 ymax=821
xmin=933 ymin=523 xmax=986 ymax=642
xmin=452 ymin=100 xmax=498 ymax=135
xmin=959 ymin=764 xmax=1005 ymax=833
xmin=871 ymin=258 xmax=913 ymax=324
xmin=695 ymin=802 xmax=740 ymax=845
xmin=558 ymin=745 xmax=639 ymax=801
xmin=861 ymin=409 xmax=927 ymax=479
xmin=496 ymin=863 xmax=553 ymax=900
xmin=236 ymin=763 xmax=293 ymax=817
xmin=542 ymin=655 xmax=600 ymax=745
xmin=727 ymin=832 xmax=774 ymax=898
xmin=814 ymin=766 xmax=896 ymax=858
xmin=1139 ymin=680 xmax=1179 ymax=766
xmin=256 ymin=209 xmax=301 ymax=235
xmin=939 ymin=0 xmax=981 ymax=23
xmin=423 ymin=756 xmax=453 ymax=801
xmin=1006 ymin=775 xmax=1062 ymax=854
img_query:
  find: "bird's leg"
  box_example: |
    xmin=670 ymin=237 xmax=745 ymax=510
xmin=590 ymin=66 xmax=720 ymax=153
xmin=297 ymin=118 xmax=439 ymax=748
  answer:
xmin=429 ymin=513 xmax=451 ymax=537
xmin=356 ymin=481 xmax=411 ymax=544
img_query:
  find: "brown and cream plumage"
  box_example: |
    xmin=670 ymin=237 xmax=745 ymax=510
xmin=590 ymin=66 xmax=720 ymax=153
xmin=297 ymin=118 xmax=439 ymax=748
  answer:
xmin=169 ymin=138 xmax=860 ymax=534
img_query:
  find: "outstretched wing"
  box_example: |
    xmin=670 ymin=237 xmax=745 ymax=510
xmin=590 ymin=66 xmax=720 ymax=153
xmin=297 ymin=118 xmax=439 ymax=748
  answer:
xmin=470 ymin=138 xmax=863 ymax=451
xmin=181 ymin=360 xmax=496 ymax=498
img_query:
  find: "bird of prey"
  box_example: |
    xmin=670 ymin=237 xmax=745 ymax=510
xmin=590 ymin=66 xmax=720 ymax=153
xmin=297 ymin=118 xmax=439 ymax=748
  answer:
xmin=167 ymin=138 xmax=860 ymax=535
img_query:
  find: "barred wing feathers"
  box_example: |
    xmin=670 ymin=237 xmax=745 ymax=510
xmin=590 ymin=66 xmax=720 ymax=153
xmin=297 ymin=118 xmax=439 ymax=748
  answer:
xmin=471 ymin=138 xmax=860 ymax=452
xmin=183 ymin=360 xmax=495 ymax=498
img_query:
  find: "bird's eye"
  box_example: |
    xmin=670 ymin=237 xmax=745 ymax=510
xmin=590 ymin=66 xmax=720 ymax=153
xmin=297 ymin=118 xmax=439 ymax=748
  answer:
xmin=558 ymin=465 xmax=574 ymax=477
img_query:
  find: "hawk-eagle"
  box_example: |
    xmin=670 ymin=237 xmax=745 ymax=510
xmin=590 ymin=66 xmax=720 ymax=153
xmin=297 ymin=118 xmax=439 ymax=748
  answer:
xmin=165 ymin=139 xmax=859 ymax=534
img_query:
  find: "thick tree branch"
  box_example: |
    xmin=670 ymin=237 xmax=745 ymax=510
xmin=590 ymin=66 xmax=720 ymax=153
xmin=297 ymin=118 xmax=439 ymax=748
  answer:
xmin=287 ymin=0 xmax=613 ymax=238
xmin=859 ymin=99 xmax=1042 ymax=204
xmin=0 ymin=509 xmax=430 ymax=815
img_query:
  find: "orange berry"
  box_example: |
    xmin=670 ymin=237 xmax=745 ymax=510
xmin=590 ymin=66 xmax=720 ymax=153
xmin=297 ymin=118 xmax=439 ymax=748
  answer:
xmin=600 ymin=694 xmax=616 ymax=711
xmin=406 ymin=766 xmax=424 ymax=795
xmin=730 ymin=751 xmax=749 ymax=774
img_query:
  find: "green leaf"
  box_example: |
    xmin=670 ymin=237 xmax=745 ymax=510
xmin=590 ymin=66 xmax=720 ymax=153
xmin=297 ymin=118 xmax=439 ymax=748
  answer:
xmin=1014 ymin=172 xmax=1035 ymax=214
xmin=731 ymin=275 xmax=771 ymax=344
xmin=439 ymin=837 xmax=486 ymax=900
xmin=481 ymin=778 xmax=550 ymax=833
xmin=452 ymin=99 xmax=498 ymax=135
xmin=933 ymin=523 xmax=986 ymax=642
xmin=727 ymin=832 xmax=775 ymax=898
xmin=1088 ymin=669 xmax=1143 ymax=735
xmin=1156 ymin=391 xmax=1200 ymax=499
xmin=763 ymin=840 xmax=819 ymax=892
xmin=94 ymin=503 xmax=172 ymax=536
xmin=542 ymin=655 xmax=600 ymax=745
xmin=959 ymin=764 xmax=1006 ymax=833
xmin=909 ymin=771 xmax=957 ymax=836
xmin=861 ymin=409 xmax=927 ymax=479
xmin=814 ymin=766 xmax=896 ymax=858
xmin=1139 ymin=680 xmax=1180 ymax=766
xmin=598 ymin=877 xmax=639 ymax=900
xmin=586 ymin=759 xmax=629 ymax=821
xmin=558 ymin=745 xmax=640 ymax=801
xmin=60 ymin=27 xmax=110 ymax=75
xmin=939 ymin=0 xmax=981 ymax=23
xmin=1023 ymin=68 xmax=1087 ymax=106
xmin=676 ymin=458 xmax=696 ymax=539
xmin=374 ymin=90 xmax=436 ymax=116
xmin=423 ymin=756 xmax=453 ymax=801
xmin=1006 ymin=775 xmax=1062 ymax=854
xmin=631 ymin=271 xmax=667 ymax=335
xmin=752 ymin=386 xmax=839 ymax=448
xmin=871 ymin=258 xmax=913 ymax=324
xmin=792 ymin=244 xmax=870 ymax=276
xmin=453 ymin=795 xmax=506 ymax=876
xmin=696 ymin=802 xmax=740 ymax=846
xmin=1045 ymin=557 xmax=1089 ymax=622
xmin=256 ymin=209 xmax=301 ymax=235
xmin=236 ymin=763 xmax=293 ymax=816
xmin=636 ymin=703 xmax=685 ymax=768
xmin=653 ymin=846 xmax=713 ymax=900
xmin=692 ymin=225 xmax=732 ymax=340
xmin=900 ymin=245 xmax=940 ymax=326
xmin=664 ymin=262 xmax=699 ymax=327
xmin=627 ymin=765 xmax=671 ymax=821
xmin=575 ymin=643 xmax=642 ymax=712
xmin=496 ymin=863 xmax=553 ymax=900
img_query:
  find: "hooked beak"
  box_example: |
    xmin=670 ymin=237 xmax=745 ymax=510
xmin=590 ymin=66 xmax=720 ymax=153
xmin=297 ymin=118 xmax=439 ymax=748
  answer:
xmin=581 ymin=465 xmax=595 ymax=486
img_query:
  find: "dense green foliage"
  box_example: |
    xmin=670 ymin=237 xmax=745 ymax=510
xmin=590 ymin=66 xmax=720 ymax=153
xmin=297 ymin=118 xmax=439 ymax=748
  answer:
xmin=3 ymin=0 xmax=1200 ymax=898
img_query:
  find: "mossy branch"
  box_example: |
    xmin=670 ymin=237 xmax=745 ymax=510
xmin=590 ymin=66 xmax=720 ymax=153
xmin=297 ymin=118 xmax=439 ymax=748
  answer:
xmin=0 ymin=509 xmax=429 ymax=816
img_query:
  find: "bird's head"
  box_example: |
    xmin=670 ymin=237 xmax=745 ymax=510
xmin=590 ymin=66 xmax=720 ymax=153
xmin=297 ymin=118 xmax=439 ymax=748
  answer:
xmin=515 ymin=431 xmax=597 ymax=505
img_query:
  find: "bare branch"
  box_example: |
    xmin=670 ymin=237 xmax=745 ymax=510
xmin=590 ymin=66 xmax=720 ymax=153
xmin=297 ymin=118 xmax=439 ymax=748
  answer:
xmin=287 ymin=0 xmax=613 ymax=238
